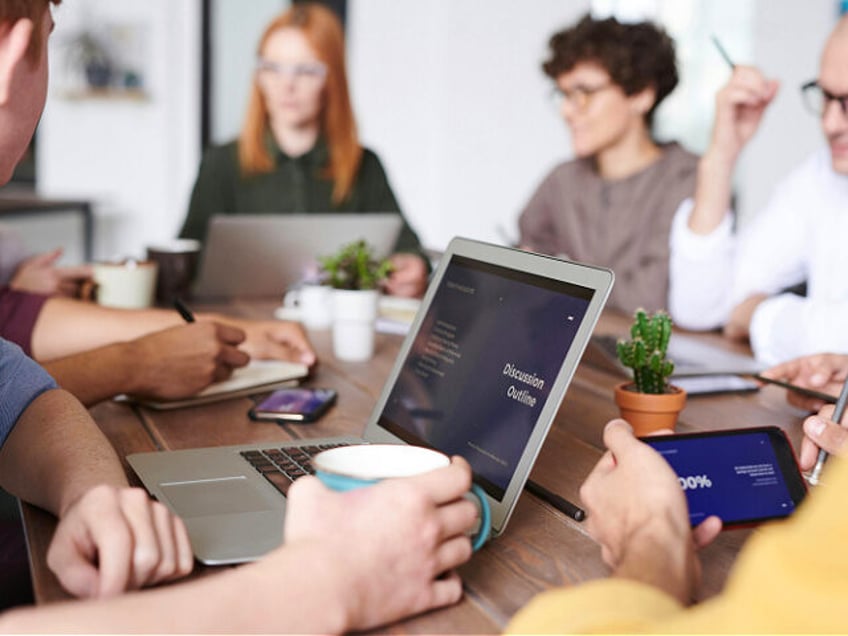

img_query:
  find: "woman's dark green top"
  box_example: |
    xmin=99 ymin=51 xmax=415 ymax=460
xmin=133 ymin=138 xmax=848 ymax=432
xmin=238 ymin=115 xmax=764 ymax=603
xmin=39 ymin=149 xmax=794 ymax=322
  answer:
xmin=179 ymin=138 xmax=423 ymax=254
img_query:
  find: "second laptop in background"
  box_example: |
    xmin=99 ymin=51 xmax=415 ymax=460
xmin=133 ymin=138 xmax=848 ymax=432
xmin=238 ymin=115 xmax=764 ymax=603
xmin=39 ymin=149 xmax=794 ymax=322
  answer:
xmin=193 ymin=213 xmax=403 ymax=299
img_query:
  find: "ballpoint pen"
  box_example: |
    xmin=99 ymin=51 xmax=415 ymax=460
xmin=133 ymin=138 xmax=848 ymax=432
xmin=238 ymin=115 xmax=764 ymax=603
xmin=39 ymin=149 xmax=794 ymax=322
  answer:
xmin=173 ymin=297 xmax=196 ymax=323
xmin=525 ymin=478 xmax=586 ymax=522
xmin=711 ymin=35 xmax=736 ymax=69
xmin=807 ymin=375 xmax=848 ymax=485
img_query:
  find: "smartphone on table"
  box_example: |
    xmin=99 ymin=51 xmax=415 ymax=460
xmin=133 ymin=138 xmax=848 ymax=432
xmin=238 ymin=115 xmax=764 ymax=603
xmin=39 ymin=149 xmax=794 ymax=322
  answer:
xmin=641 ymin=426 xmax=807 ymax=528
xmin=249 ymin=388 xmax=338 ymax=423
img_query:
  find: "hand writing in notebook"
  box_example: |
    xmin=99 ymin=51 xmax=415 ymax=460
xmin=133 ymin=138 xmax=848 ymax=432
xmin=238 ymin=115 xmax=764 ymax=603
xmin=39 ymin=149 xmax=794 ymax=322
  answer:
xmin=127 ymin=322 xmax=250 ymax=400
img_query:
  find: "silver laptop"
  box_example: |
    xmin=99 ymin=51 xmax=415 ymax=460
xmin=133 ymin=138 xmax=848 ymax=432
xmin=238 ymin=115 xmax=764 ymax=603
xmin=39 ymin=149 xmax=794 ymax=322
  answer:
xmin=193 ymin=213 xmax=403 ymax=298
xmin=586 ymin=332 xmax=765 ymax=378
xmin=129 ymin=238 xmax=613 ymax=564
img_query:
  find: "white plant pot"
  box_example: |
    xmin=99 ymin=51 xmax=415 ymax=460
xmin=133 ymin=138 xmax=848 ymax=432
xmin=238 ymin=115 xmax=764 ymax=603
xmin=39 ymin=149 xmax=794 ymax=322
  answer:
xmin=332 ymin=289 xmax=379 ymax=361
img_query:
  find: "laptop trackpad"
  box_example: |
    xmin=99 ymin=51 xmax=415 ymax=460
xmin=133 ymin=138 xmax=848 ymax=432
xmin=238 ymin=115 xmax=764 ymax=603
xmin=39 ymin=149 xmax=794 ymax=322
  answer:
xmin=160 ymin=477 xmax=273 ymax=517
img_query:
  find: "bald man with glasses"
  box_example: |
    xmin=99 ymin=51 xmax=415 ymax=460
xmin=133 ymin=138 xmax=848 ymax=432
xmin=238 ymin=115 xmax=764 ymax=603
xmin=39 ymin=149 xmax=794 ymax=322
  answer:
xmin=668 ymin=16 xmax=848 ymax=365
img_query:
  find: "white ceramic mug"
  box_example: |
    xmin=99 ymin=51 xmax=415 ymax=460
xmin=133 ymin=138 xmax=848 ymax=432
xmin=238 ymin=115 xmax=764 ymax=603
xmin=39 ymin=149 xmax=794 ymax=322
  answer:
xmin=312 ymin=444 xmax=491 ymax=551
xmin=283 ymin=284 xmax=333 ymax=330
xmin=92 ymin=259 xmax=158 ymax=309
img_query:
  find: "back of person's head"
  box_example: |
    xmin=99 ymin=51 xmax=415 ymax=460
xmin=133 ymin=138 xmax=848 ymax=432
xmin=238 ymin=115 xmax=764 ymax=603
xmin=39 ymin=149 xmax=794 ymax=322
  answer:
xmin=544 ymin=14 xmax=678 ymax=127
xmin=0 ymin=0 xmax=61 ymax=63
xmin=239 ymin=2 xmax=361 ymax=204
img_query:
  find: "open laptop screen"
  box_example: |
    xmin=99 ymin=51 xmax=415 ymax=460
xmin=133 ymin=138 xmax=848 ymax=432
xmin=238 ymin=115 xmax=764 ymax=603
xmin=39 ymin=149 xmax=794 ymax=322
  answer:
xmin=377 ymin=254 xmax=594 ymax=501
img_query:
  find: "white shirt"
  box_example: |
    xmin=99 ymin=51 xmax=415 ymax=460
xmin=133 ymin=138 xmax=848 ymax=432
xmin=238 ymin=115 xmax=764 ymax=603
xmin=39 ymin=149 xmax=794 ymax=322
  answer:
xmin=669 ymin=148 xmax=848 ymax=365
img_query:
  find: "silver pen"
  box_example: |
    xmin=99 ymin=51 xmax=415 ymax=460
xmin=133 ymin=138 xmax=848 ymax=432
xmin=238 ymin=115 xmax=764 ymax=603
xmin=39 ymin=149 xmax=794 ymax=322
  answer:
xmin=807 ymin=375 xmax=848 ymax=485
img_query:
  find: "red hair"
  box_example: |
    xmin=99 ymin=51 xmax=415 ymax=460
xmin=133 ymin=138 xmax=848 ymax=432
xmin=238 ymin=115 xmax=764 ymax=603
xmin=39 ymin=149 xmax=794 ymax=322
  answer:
xmin=238 ymin=3 xmax=361 ymax=204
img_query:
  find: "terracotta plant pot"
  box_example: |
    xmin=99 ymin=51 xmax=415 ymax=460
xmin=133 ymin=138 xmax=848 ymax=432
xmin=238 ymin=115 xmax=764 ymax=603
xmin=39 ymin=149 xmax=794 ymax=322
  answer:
xmin=613 ymin=382 xmax=687 ymax=436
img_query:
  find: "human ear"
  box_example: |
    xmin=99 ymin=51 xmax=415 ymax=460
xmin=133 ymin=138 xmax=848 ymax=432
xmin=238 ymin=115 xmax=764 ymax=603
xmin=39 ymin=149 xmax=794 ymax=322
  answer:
xmin=630 ymin=85 xmax=658 ymax=116
xmin=0 ymin=18 xmax=34 ymax=106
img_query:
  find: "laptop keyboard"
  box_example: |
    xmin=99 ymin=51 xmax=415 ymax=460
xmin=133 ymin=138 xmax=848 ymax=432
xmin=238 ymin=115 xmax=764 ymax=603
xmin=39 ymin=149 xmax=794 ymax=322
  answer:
xmin=240 ymin=443 xmax=350 ymax=496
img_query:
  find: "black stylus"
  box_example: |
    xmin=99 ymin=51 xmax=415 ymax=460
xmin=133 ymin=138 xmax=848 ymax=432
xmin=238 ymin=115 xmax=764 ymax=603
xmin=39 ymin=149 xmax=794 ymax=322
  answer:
xmin=525 ymin=479 xmax=586 ymax=522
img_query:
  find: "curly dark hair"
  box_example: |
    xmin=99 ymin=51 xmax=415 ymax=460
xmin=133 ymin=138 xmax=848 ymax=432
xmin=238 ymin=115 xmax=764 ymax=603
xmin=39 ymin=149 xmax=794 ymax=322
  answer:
xmin=544 ymin=14 xmax=678 ymax=126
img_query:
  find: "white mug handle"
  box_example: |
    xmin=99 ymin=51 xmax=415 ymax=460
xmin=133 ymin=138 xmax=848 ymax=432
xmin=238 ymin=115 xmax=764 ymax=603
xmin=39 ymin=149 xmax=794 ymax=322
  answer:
xmin=283 ymin=288 xmax=302 ymax=308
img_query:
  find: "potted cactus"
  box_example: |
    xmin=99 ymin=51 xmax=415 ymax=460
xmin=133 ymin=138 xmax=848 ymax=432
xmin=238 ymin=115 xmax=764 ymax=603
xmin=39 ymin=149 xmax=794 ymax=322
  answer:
xmin=613 ymin=309 xmax=686 ymax=435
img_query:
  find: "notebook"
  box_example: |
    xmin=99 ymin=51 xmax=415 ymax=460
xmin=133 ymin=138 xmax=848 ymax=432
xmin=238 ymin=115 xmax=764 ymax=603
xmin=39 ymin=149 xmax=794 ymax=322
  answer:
xmin=125 ymin=360 xmax=309 ymax=410
xmin=128 ymin=238 xmax=614 ymax=564
xmin=193 ymin=213 xmax=403 ymax=299
xmin=585 ymin=332 xmax=765 ymax=378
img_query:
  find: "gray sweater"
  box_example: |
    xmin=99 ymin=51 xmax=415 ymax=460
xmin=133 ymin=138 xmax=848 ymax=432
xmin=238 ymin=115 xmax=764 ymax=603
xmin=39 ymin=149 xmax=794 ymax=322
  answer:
xmin=518 ymin=142 xmax=698 ymax=314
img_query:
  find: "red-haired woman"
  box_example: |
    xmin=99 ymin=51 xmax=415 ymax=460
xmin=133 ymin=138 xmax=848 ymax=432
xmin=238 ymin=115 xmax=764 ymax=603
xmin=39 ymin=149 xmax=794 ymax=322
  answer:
xmin=180 ymin=3 xmax=428 ymax=297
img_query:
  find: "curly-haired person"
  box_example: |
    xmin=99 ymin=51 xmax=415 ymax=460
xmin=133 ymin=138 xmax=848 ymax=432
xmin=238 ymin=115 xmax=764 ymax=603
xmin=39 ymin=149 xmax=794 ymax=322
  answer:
xmin=519 ymin=14 xmax=698 ymax=314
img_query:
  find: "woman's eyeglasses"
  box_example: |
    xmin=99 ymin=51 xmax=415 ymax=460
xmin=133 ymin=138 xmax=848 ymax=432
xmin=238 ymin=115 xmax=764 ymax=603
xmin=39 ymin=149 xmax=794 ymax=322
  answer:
xmin=801 ymin=80 xmax=848 ymax=117
xmin=549 ymin=83 xmax=615 ymax=111
xmin=256 ymin=59 xmax=327 ymax=81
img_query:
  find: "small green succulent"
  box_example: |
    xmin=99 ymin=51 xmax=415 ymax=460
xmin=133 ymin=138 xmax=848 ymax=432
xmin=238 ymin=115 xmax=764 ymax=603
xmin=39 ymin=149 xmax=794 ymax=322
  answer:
xmin=615 ymin=309 xmax=675 ymax=394
xmin=319 ymin=240 xmax=393 ymax=291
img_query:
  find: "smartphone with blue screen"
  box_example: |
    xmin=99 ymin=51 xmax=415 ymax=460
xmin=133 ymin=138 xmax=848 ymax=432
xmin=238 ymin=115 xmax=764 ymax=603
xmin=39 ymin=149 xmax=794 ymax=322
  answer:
xmin=641 ymin=427 xmax=807 ymax=528
xmin=249 ymin=388 xmax=337 ymax=423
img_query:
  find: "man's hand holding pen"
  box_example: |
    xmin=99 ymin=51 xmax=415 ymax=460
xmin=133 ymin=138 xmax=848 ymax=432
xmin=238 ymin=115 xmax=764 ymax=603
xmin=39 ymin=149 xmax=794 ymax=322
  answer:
xmin=125 ymin=322 xmax=249 ymax=400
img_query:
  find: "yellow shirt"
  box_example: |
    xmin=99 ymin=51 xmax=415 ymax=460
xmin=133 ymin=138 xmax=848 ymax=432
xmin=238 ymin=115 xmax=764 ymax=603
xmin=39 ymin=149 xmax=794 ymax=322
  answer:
xmin=507 ymin=457 xmax=848 ymax=634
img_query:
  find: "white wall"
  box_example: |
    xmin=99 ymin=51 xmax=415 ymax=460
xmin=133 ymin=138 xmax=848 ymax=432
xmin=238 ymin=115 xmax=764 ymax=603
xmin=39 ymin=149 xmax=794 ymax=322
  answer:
xmin=348 ymin=0 xmax=842 ymax=247
xmin=36 ymin=0 xmax=201 ymax=261
xmin=738 ymin=0 xmax=838 ymax=221
xmin=348 ymin=0 xmax=588 ymax=249
xmin=31 ymin=0 xmax=842 ymax=262
xmin=211 ymin=0 xmax=287 ymax=143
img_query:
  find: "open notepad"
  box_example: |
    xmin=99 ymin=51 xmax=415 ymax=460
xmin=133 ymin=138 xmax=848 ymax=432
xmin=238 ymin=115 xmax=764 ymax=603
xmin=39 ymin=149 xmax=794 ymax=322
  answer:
xmin=375 ymin=296 xmax=421 ymax=335
xmin=122 ymin=360 xmax=309 ymax=410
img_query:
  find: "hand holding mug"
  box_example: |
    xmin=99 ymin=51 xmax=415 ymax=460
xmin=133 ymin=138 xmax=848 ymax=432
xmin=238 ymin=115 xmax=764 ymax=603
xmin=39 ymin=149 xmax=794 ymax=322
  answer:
xmin=311 ymin=444 xmax=491 ymax=551
xmin=283 ymin=452 xmax=480 ymax=631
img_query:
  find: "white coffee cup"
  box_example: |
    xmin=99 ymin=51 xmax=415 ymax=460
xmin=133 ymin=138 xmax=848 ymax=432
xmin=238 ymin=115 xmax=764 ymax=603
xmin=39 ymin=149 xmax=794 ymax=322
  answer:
xmin=283 ymin=284 xmax=333 ymax=330
xmin=92 ymin=259 xmax=158 ymax=309
xmin=312 ymin=444 xmax=492 ymax=551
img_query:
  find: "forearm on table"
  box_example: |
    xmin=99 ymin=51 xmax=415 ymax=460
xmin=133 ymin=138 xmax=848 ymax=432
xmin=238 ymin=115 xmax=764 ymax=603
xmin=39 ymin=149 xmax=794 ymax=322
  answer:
xmin=43 ymin=342 xmax=143 ymax=407
xmin=0 ymin=540 xmax=350 ymax=634
xmin=30 ymin=298 xmax=182 ymax=361
xmin=750 ymin=296 xmax=848 ymax=365
xmin=0 ymin=389 xmax=127 ymax=517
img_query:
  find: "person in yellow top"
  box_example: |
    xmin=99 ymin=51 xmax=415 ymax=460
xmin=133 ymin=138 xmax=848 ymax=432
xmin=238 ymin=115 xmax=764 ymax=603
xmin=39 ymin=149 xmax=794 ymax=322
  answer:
xmin=508 ymin=389 xmax=848 ymax=633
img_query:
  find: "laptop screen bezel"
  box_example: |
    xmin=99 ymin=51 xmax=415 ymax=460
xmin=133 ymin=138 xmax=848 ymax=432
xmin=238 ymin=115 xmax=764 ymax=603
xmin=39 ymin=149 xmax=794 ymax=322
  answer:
xmin=362 ymin=237 xmax=613 ymax=536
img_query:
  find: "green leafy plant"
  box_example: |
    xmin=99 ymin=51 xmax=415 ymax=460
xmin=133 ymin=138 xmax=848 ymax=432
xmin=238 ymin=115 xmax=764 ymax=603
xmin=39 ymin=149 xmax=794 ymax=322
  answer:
xmin=616 ymin=309 xmax=675 ymax=394
xmin=319 ymin=240 xmax=393 ymax=291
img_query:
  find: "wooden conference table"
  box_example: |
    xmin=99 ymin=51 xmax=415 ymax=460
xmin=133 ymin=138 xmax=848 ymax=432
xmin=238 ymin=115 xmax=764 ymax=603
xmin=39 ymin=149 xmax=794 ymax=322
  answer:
xmin=20 ymin=302 xmax=811 ymax=633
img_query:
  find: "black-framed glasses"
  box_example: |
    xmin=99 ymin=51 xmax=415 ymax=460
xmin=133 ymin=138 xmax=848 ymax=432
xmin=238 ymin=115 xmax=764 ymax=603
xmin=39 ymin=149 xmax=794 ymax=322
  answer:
xmin=550 ymin=82 xmax=615 ymax=111
xmin=801 ymin=80 xmax=848 ymax=116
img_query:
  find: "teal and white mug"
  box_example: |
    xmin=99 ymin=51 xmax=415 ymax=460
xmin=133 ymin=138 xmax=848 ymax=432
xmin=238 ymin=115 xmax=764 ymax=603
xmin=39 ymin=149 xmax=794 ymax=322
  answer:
xmin=312 ymin=444 xmax=491 ymax=551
